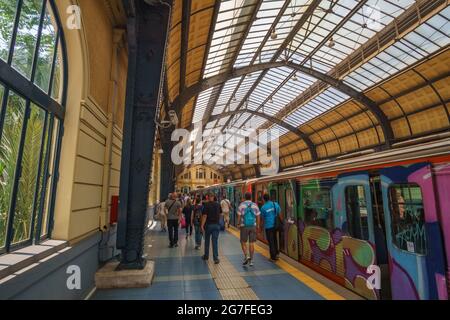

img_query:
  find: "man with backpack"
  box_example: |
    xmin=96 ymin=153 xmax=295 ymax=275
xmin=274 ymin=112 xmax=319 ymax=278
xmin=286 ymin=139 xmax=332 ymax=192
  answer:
xmin=165 ymin=192 xmax=182 ymax=248
xmin=238 ymin=192 xmax=261 ymax=267
xmin=260 ymin=193 xmax=282 ymax=261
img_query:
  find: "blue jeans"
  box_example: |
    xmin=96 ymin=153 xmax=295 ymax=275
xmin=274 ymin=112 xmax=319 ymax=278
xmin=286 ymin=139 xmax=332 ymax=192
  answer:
xmin=194 ymin=224 xmax=202 ymax=246
xmin=204 ymin=224 xmax=220 ymax=260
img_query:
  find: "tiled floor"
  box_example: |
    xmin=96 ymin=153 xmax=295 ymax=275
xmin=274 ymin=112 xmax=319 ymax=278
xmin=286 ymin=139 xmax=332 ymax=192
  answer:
xmin=93 ymin=222 xmax=342 ymax=300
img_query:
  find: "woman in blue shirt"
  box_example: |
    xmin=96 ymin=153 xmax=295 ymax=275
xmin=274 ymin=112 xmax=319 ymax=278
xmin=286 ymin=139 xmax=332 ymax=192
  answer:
xmin=260 ymin=193 xmax=281 ymax=261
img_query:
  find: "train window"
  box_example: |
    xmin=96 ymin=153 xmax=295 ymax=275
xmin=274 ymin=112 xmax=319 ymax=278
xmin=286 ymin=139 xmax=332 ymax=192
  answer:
xmin=285 ymin=188 xmax=295 ymax=220
xmin=302 ymin=188 xmax=332 ymax=229
xmin=388 ymin=185 xmax=426 ymax=255
xmin=345 ymin=186 xmax=369 ymax=240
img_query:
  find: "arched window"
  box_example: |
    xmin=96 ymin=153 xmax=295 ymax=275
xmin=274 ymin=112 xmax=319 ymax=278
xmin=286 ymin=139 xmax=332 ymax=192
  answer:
xmin=0 ymin=0 xmax=66 ymax=253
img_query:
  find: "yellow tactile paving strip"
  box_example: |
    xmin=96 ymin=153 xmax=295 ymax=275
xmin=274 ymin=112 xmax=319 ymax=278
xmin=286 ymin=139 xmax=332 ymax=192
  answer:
xmin=227 ymin=228 xmax=345 ymax=300
xmin=206 ymin=254 xmax=259 ymax=300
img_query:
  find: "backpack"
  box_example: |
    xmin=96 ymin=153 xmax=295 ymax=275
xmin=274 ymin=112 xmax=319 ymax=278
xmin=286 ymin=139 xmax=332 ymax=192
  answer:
xmin=243 ymin=203 xmax=256 ymax=227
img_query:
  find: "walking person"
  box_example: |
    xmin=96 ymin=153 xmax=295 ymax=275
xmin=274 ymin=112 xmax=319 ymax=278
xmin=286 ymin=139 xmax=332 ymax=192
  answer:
xmin=183 ymin=198 xmax=194 ymax=239
xmin=192 ymin=196 xmax=204 ymax=250
xmin=165 ymin=192 xmax=182 ymax=248
xmin=201 ymin=193 xmax=222 ymax=264
xmin=220 ymin=194 xmax=232 ymax=229
xmin=238 ymin=192 xmax=261 ymax=267
xmin=260 ymin=193 xmax=281 ymax=261
xmin=157 ymin=199 xmax=168 ymax=232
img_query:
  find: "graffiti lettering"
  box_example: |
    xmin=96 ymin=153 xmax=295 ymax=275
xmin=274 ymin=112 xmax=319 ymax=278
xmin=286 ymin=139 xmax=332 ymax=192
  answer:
xmin=366 ymin=265 xmax=381 ymax=290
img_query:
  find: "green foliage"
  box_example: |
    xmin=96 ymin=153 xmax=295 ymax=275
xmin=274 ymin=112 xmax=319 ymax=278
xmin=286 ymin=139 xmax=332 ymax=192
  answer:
xmin=0 ymin=94 xmax=26 ymax=246
xmin=0 ymin=0 xmax=59 ymax=248
xmin=0 ymin=0 xmax=57 ymax=90
xmin=13 ymin=106 xmax=45 ymax=243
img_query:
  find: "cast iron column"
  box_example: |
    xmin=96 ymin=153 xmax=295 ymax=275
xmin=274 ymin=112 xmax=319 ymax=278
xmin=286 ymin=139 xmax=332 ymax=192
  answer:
xmin=117 ymin=0 xmax=171 ymax=270
xmin=159 ymin=127 xmax=176 ymax=200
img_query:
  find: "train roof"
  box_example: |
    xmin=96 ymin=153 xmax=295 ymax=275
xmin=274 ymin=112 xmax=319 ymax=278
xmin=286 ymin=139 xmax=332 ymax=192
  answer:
xmin=235 ymin=135 xmax=450 ymax=185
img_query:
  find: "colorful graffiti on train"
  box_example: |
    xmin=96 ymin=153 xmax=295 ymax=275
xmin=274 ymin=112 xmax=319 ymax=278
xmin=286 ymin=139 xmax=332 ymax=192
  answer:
xmin=299 ymin=223 xmax=378 ymax=299
xmin=381 ymin=163 xmax=448 ymax=300
xmin=196 ymin=159 xmax=450 ymax=300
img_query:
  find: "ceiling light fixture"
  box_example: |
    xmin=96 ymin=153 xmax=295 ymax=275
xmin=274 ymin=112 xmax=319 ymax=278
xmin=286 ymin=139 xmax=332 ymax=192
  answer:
xmin=328 ymin=37 xmax=335 ymax=48
xmin=270 ymin=29 xmax=277 ymax=40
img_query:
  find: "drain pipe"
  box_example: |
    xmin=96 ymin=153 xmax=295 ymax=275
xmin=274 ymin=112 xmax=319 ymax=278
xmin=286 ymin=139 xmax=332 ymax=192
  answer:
xmin=100 ymin=29 xmax=125 ymax=231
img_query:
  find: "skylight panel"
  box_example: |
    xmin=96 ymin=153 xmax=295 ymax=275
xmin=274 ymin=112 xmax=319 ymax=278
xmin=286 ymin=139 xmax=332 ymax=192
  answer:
xmin=403 ymin=32 xmax=439 ymax=54
xmin=192 ymin=87 xmax=215 ymax=123
xmin=233 ymin=0 xmax=284 ymax=68
xmin=203 ymin=0 xmax=258 ymax=78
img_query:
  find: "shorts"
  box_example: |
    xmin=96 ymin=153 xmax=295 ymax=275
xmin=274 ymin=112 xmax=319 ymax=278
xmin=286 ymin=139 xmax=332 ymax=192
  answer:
xmin=240 ymin=226 xmax=257 ymax=243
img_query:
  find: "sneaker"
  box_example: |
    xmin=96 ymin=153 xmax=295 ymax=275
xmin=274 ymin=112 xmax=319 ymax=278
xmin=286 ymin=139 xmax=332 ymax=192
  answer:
xmin=249 ymin=259 xmax=254 ymax=267
xmin=242 ymin=257 xmax=250 ymax=266
xmin=174 ymin=243 xmax=178 ymax=248
xmin=214 ymin=259 xmax=220 ymax=264
xmin=195 ymin=246 xmax=200 ymax=250
xmin=202 ymin=255 xmax=209 ymax=261
xmin=169 ymin=244 xmax=174 ymax=248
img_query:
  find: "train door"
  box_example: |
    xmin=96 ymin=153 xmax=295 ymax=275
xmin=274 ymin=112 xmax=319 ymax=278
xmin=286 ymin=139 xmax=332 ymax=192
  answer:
xmin=233 ymin=185 xmax=243 ymax=227
xmin=227 ymin=186 xmax=236 ymax=227
xmin=380 ymin=163 xmax=447 ymax=300
xmin=268 ymin=184 xmax=280 ymax=251
xmin=433 ymin=163 xmax=450 ymax=298
xmin=284 ymin=180 xmax=299 ymax=260
xmin=369 ymin=176 xmax=392 ymax=300
xmin=337 ymin=172 xmax=382 ymax=299
xmin=255 ymin=183 xmax=264 ymax=208
xmin=255 ymin=183 xmax=265 ymax=242
xmin=277 ymin=184 xmax=286 ymax=255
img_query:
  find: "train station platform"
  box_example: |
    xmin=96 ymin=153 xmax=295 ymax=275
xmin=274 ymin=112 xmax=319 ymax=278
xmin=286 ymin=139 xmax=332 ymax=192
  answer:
xmin=92 ymin=222 xmax=361 ymax=300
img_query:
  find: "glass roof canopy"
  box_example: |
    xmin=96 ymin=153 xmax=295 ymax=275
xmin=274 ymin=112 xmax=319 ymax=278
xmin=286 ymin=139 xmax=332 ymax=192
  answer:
xmin=184 ymin=0 xmax=450 ymax=166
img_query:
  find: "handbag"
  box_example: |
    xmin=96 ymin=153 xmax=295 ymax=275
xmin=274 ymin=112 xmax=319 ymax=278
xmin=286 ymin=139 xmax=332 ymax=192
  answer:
xmin=180 ymin=215 xmax=187 ymax=228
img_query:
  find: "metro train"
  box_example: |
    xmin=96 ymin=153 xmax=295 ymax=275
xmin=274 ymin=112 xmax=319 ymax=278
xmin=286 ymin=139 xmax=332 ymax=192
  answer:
xmin=193 ymin=137 xmax=450 ymax=300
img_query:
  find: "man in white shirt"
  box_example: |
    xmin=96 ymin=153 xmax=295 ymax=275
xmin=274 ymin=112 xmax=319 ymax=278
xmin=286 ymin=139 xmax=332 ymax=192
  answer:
xmin=157 ymin=199 xmax=167 ymax=232
xmin=220 ymin=195 xmax=232 ymax=228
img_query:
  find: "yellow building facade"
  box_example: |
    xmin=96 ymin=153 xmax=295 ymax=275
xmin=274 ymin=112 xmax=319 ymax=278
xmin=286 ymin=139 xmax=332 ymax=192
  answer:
xmin=176 ymin=165 xmax=224 ymax=194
